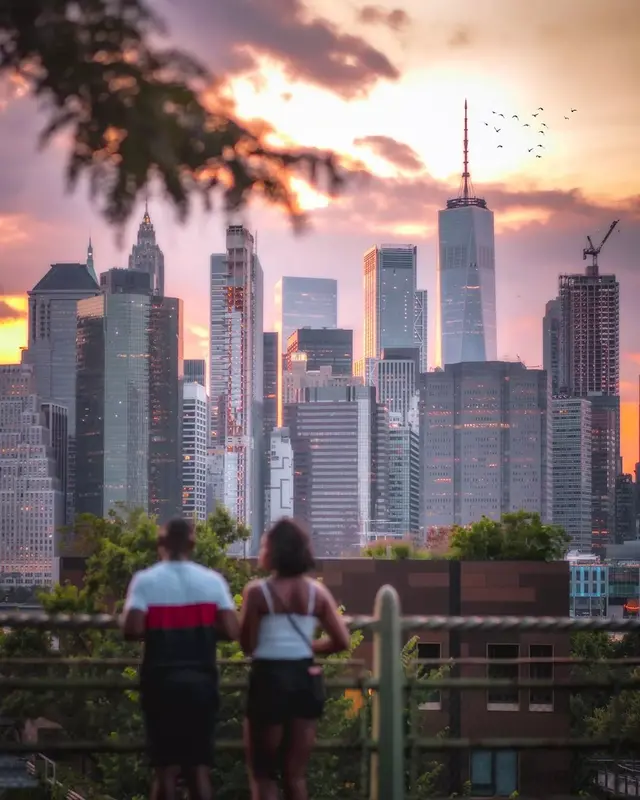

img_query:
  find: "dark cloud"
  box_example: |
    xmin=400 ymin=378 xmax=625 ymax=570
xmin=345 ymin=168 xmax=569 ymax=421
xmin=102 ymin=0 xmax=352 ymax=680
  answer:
xmin=448 ymin=26 xmax=473 ymax=48
xmin=160 ymin=0 xmax=400 ymax=99
xmin=358 ymin=6 xmax=410 ymax=31
xmin=353 ymin=135 xmax=423 ymax=171
xmin=0 ymin=299 xmax=25 ymax=321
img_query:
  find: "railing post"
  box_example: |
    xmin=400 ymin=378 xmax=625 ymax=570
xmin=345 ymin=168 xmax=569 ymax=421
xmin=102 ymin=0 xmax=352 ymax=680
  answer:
xmin=370 ymin=584 xmax=404 ymax=800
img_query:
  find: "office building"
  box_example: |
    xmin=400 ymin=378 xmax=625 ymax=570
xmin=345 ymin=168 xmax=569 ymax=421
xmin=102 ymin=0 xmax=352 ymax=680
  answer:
xmin=286 ymin=327 xmax=353 ymax=376
xmin=76 ymin=269 xmax=182 ymax=521
xmin=148 ymin=296 xmax=183 ymax=523
xmin=615 ymin=474 xmax=636 ymax=544
xmin=282 ymin=356 xmax=362 ymax=406
xmin=206 ymin=452 xmax=224 ymax=516
xmin=388 ymin=418 xmax=420 ymax=538
xmin=559 ymin=254 xmax=620 ymax=549
xmin=364 ymin=243 xmax=417 ymax=360
xmin=543 ymin=298 xmax=561 ymax=395
xmin=263 ymin=332 xmax=279 ymax=523
xmin=0 ymin=365 xmax=63 ymax=588
xmin=374 ymin=347 xmax=419 ymax=426
xmin=274 ymin=277 xmax=337 ymax=353
xmin=436 ymin=102 xmax=496 ymax=366
xmin=414 ymin=289 xmax=428 ymax=373
xmin=268 ymin=427 xmax=294 ymax=524
xmin=182 ymin=382 xmax=208 ymax=522
xmin=26 ymin=261 xmax=99 ymax=522
xmin=184 ymin=359 xmax=206 ymax=387
xmin=285 ymin=386 xmax=388 ymax=555
xmin=420 ymin=361 xmax=549 ymax=528
xmin=552 ymin=396 xmax=592 ymax=552
xmin=209 ymin=226 xmax=264 ymax=549
xmin=128 ymin=203 xmax=165 ymax=296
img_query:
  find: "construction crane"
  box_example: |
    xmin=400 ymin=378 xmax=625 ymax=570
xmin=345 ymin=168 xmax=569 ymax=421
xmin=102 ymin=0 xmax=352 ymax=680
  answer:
xmin=583 ymin=219 xmax=619 ymax=276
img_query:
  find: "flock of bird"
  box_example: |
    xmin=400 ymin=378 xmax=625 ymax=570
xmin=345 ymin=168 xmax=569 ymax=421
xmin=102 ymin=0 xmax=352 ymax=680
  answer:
xmin=482 ymin=107 xmax=577 ymax=159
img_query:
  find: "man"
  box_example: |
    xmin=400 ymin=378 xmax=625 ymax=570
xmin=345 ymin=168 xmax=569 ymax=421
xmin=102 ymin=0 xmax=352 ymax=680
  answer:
xmin=121 ymin=518 xmax=239 ymax=800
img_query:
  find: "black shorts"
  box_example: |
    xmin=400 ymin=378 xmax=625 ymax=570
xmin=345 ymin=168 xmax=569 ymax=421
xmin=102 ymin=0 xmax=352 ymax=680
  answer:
xmin=246 ymin=659 xmax=325 ymax=726
xmin=141 ymin=670 xmax=219 ymax=767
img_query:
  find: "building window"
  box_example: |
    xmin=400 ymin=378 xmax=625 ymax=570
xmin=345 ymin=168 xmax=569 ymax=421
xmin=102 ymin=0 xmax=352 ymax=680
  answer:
xmin=417 ymin=642 xmax=441 ymax=710
xmin=529 ymin=644 xmax=554 ymax=711
xmin=487 ymin=644 xmax=519 ymax=710
xmin=470 ymin=750 xmax=518 ymax=797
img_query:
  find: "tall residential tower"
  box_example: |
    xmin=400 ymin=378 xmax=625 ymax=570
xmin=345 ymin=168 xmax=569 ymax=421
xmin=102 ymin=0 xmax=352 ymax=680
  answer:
xmin=437 ymin=101 xmax=496 ymax=366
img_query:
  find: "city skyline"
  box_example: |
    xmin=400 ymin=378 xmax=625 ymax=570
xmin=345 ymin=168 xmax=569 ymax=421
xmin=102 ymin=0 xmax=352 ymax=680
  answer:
xmin=0 ymin=0 xmax=639 ymax=467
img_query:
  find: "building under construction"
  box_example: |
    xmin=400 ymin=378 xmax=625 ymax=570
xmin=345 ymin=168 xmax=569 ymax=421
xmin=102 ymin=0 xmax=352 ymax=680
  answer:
xmin=559 ymin=221 xmax=620 ymax=551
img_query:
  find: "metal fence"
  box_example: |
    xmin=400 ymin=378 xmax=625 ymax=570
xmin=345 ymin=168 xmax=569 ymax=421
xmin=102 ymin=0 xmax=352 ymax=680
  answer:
xmin=2 ymin=584 xmax=640 ymax=798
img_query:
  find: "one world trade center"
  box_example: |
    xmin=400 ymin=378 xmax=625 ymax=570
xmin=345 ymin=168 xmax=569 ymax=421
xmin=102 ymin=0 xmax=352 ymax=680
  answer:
xmin=437 ymin=100 xmax=496 ymax=366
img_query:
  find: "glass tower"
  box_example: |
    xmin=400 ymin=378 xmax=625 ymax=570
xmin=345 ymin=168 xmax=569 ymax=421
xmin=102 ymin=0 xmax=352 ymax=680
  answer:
xmin=275 ymin=277 xmax=337 ymax=353
xmin=437 ymin=101 xmax=496 ymax=366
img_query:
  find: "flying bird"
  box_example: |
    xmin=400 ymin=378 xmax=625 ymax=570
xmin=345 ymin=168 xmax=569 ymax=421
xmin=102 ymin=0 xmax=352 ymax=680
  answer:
xmin=523 ymin=123 xmax=530 ymax=127
xmin=492 ymin=110 xmax=498 ymax=114
xmin=541 ymin=122 xmax=548 ymax=128
xmin=571 ymin=108 xmax=577 ymax=112
xmin=494 ymin=127 xmax=501 ymax=132
xmin=532 ymin=113 xmax=539 ymax=117
xmin=538 ymin=130 xmax=545 ymax=135
xmin=536 ymin=154 xmax=542 ymax=158
xmin=512 ymin=115 xmax=519 ymax=120
xmin=497 ymin=144 xmax=503 ymax=148
xmin=483 ymin=121 xmax=489 ymax=126
xmin=498 ymin=113 xmax=505 ymax=118
xmin=564 ymin=116 xmax=570 ymax=120
xmin=528 ymin=148 xmax=534 ymax=152
xmin=537 ymin=107 xmax=544 ymax=111
xmin=537 ymin=144 xmax=544 ymax=148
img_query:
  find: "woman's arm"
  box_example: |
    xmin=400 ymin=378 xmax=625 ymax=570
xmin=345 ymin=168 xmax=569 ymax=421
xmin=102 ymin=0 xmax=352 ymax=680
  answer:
xmin=313 ymin=583 xmax=351 ymax=656
xmin=239 ymin=581 xmax=261 ymax=656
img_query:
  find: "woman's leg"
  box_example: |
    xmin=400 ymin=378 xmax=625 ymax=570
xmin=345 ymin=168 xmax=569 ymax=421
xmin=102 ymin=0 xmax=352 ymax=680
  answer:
xmin=281 ymin=719 xmax=317 ymax=800
xmin=244 ymin=718 xmax=285 ymax=800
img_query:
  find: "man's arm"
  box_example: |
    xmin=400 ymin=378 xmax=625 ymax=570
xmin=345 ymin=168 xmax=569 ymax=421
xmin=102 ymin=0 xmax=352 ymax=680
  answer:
xmin=120 ymin=572 xmax=147 ymax=641
xmin=214 ymin=575 xmax=240 ymax=642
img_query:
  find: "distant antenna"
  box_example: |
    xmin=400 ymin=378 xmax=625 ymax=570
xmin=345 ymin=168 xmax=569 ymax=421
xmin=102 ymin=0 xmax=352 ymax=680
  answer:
xmin=448 ymin=100 xmax=487 ymax=209
xmin=462 ymin=98 xmax=470 ymax=201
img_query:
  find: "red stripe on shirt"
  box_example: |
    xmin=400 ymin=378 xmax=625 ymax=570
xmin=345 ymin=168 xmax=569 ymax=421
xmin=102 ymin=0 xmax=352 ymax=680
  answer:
xmin=146 ymin=602 xmax=218 ymax=630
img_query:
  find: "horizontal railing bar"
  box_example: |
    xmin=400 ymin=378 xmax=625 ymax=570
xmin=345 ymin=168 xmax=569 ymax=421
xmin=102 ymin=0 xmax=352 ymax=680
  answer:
xmin=409 ymin=736 xmax=640 ymax=751
xmin=408 ymin=678 xmax=640 ymax=690
xmin=7 ymin=611 xmax=640 ymax=632
xmin=414 ymin=657 xmax=640 ymax=666
xmin=402 ymin=615 xmax=640 ymax=632
xmin=0 ymin=657 xmax=366 ymax=667
xmin=0 ymin=739 xmax=374 ymax=755
xmin=0 ymin=677 xmax=378 ymax=691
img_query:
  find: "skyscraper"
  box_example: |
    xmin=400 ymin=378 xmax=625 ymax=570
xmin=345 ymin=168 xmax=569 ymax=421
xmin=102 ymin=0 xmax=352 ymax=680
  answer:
xmin=263 ymin=332 xmax=279 ymax=523
xmin=543 ymin=298 xmax=561 ymax=395
xmin=184 ymin=359 xmax=206 ymax=387
xmin=559 ymin=252 xmax=620 ymax=549
xmin=437 ymin=101 xmax=496 ymax=366
xmin=420 ymin=362 xmax=549 ymax=528
xmin=414 ymin=289 xmax=428 ymax=373
xmin=552 ymin=396 xmax=592 ymax=551
xmin=76 ymin=269 xmax=182 ymax=521
xmin=129 ymin=204 xmax=165 ymax=296
xmin=182 ymin=382 xmax=208 ymax=521
xmin=26 ymin=262 xmax=100 ymax=523
xmin=209 ymin=226 xmax=264 ymax=549
xmin=286 ymin=328 xmax=353 ymax=376
xmin=274 ymin=277 xmax=338 ymax=353
xmin=86 ymin=238 xmax=98 ymax=283
xmin=363 ymin=244 xmax=417 ymax=360
xmin=0 ymin=364 xmax=64 ymax=588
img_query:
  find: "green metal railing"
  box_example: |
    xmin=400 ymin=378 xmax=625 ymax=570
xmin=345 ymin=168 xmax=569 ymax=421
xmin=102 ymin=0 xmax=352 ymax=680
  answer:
xmin=2 ymin=584 xmax=640 ymax=798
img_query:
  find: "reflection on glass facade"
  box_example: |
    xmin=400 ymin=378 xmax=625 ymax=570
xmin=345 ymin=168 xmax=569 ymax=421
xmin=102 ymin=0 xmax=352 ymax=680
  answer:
xmin=286 ymin=328 xmax=353 ymax=376
xmin=26 ymin=262 xmax=99 ymax=523
xmin=76 ymin=280 xmax=150 ymax=516
xmin=363 ymin=245 xmax=417 ymax=360
xmin=437 ymin=205 xmax=496 ymax=365
xmin=275 ymin=277 xmax=337 ymax=353
xmin=388 ymin=423 xmax=420 ymax=537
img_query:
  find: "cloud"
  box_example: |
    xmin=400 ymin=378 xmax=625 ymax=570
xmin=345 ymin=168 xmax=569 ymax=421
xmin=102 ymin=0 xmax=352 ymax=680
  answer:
xmin=357 ymin=6 xmax=410 ymax=31
xmin=353 ymin=135 xmax=423 ymax=172
xmin=0 ymin=299 xmax=25 ymax=321
xmin=160 ymin=0 xmax=400 ymax=99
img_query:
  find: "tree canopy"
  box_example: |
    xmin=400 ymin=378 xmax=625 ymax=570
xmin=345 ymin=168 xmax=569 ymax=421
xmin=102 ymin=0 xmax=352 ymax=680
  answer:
xmin=0 ymin=1 xmax=343 ymax=227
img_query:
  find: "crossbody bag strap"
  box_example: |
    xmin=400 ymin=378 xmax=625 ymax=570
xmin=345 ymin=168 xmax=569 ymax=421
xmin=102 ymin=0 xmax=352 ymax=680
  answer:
xmin=266 ymin=580 xmax=315 ymax=650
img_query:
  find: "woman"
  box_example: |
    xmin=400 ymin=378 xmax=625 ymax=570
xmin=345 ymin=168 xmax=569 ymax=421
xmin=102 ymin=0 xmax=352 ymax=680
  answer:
xmin=240 ymin=518 xmax=350 ymax=800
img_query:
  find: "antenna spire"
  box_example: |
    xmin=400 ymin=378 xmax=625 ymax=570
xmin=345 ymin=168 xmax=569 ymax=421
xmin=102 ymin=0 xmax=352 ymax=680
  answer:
xmin=462 ymin=98 xmax=470 ymax=201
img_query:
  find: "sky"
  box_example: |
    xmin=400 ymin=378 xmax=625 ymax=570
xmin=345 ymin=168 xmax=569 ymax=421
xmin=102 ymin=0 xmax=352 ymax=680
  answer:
xmin=0 ymin=0 xmax=639 ymax=466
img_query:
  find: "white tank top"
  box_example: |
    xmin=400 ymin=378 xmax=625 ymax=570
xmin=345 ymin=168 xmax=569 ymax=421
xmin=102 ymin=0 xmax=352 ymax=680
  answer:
xmin=252 ymin=579 xmax=318 ymax=660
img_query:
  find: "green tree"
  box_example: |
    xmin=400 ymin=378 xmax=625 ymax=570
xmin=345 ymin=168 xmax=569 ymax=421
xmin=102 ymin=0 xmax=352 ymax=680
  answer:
xmin=0 ymin=1 xmax=341 ymax=227
xmin=448 ymin=511 xmax=569 ymax=561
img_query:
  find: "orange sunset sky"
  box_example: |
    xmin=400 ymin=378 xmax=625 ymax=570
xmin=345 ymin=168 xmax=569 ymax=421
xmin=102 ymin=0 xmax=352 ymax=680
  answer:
xmin=0 ymin=0 xmax=639 ymax=467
